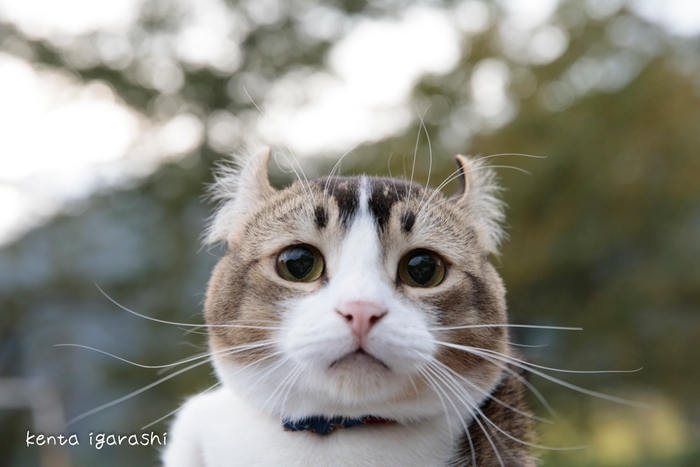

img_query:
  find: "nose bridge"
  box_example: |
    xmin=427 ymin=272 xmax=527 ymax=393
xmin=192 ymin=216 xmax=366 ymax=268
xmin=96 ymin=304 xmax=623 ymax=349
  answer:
xmin=333 ymin=212 xmax=386 ymax=303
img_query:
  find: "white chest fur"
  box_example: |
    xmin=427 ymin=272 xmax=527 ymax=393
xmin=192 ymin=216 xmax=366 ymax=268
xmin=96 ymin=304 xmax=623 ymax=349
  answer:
xmin=163 ymin=387 xmax=461 ymax=467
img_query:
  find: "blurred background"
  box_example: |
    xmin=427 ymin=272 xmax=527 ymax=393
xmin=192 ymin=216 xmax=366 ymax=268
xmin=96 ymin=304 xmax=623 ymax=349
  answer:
xmin=0 ymin=0 xmax=699 ymax=465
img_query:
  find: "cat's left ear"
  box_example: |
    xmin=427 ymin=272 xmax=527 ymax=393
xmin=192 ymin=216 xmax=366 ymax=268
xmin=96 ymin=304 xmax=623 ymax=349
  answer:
xmin=452 ymin=155 xmax=507 ymax=255
xmin=205 ymin=147 xmax=277 ymax=246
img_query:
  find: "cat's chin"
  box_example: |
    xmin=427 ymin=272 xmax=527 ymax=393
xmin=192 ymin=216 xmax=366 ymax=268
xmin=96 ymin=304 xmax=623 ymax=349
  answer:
xmin=321 ymin=352 xmax=395 ymax=401
xmin=214 ymin=355 xmax=460 ymax=423
xmin=314 ymin=362 xmax=418 ymax=408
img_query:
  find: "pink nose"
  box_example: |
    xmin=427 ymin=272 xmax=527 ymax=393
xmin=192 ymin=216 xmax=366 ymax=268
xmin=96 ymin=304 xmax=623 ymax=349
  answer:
xmin=336 ymin=301 xmax=387 ymax=344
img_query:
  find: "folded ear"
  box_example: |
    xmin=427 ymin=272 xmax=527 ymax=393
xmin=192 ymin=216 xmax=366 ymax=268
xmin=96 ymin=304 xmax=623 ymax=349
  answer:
xmin=205 ymin=147 xmax=276 ymax=246
xmin=452 ymin=155 xmax=507 ymax=255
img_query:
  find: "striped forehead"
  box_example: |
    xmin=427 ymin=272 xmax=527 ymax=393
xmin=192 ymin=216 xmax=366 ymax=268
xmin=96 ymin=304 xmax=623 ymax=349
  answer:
xmin=311 ymin=176 xmax=424 ymax=233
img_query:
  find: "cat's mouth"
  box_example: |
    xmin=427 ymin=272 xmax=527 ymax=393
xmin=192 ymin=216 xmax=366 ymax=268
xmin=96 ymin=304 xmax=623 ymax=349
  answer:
xmin=329 ymin=349 xmax=389 ymax=370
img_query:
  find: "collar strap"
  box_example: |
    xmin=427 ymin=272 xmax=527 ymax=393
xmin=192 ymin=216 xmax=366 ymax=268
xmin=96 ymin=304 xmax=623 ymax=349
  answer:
xmin=283 ymin=415 xmax=396 ymax=435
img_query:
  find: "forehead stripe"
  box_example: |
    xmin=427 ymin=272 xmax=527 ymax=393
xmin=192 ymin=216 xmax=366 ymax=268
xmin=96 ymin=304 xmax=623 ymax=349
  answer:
xmin=330 ymin=178 xmax=360 ymax=227
xmin=313 ymin=176 xmax=424 ymax=231
xmin=314 ymin=205 xmax=328 ymax=229
xmin=368 ymin=179 xmax=402 ymax=231
xmin=367 ymin=178 xmax=425 ymax=233
xmin=401 ymin=211 xmax=416 ymax=233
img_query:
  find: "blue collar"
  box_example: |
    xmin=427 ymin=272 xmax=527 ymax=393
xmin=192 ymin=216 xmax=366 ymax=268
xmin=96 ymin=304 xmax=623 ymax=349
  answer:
xmin=282 ymin=415 xmax=396 ymax=435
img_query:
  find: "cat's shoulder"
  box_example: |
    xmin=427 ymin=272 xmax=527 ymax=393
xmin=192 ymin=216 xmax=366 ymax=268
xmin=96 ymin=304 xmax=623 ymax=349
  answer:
xmin=163 ymin=388 xmax=251 ymax=467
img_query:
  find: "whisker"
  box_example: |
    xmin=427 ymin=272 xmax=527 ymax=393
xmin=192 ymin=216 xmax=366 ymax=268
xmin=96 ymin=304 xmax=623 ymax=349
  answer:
xmin=158 ymin=350 xmax=210 ymax=375
xmin=324 ymin=140 xmax=366 ymax=201
xmin=421 ymin=363 xmax=477 ymax=467
xmin=416 ymin=110 xmax=433 ymax=211
xmin=434 ymin=343 xmax=556 ymax=416
xmin=177 ymin=327 xmax=210 ymax=336
xmin=439 ymin=342 xmax=643 ymax=375
xmin=55 ymin=341 xmax=279 ymax=370
xmin=142 ymin=349 xmax=286 ymax=430
xmin=425 ymin=363 xmax=504 ymax=467
xmin=416 ymin=367 xmax=454 ymax=436
xmin=159 ymin=339 xmax=277 ymax=376
xmin=67 ymin=358 xmax=212 ymax=425
xmin=429 ymin=358 xmax=552 ymax=425
xmin=500 ymin=341 xmax=549 ymax=349
xmin=402 ymin=153 xmax=408 ymax=181
xmin=95 ymin=283 xmax=282 ymax=330
xmin=242 ymin=86 xmax=315 ymax=213
xmin=420 ymin=161 xmax=528 ymax=211
xmin=429 ymin=361 xmax=587 ymax=453
xmin=429 ymin=364 xmax=481 ymax=467
xmin=279 ymin=144 xmax=319 ymax=217
xmin=476 ymin=164 xmax=533 ymax=175
xmin=55 ymin=344 xmax=207 ymax=369
xmin=426 ymin=163 xmax=501 ymax=203
xmin=141 ymin=381 xmax=222 ymax=430
xmin=431 ymin=165 xmax=466 ymax=196
xmin=282 ymin=143 xmax=312 ymax=192
xmin=273 ymin=150 xmax=312 ymax=201
xmin=430 ymin=362 xmax=516 ymax=467
xmin=387 ymin=151 xmax=402 ymax=202
xmin=279 ymin=365 xmax=304 ymax=415
xmin=474 ymin=153 xmax=547 ymax=163
xmin=498 ymin=360 xmax=557 ymax=416
xmin=323 ymin=139 xmax=365 ymax=209
xmin=406 ymin=371 xmax=420 ymax=403
xmin=430 ymin=324 xmax=583 ymax=331
xmin=437 ymin=342 xmax=651 ymax=409
xmin=259 ymin=358 xmax=299 ymax=415
xmin=420 ymin=166 xmax=464 ymax=209
xmin=428 ymin=164 xmax=535 ymax=210
xmin=66 ymin=341 xmax=279 ymax=425
xmin=243 ymin=86 xmax=266 ymax=118
xmin=403 ymin=107 xmax=428 ymax=220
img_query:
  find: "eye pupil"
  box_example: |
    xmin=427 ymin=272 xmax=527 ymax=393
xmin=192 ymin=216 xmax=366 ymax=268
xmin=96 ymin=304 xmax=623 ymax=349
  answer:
xmin=407 ymin=253 xmax=436 ymax=285
xmin=283 ymin=248 xmax=315 ymax=279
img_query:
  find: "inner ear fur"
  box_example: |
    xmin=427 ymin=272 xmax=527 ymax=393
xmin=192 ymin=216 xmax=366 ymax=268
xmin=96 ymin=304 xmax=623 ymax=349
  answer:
xmin=205 ymin=147 xmax=276 ymax=247
xmin=451 ymin=155 xmax=506 ymax=256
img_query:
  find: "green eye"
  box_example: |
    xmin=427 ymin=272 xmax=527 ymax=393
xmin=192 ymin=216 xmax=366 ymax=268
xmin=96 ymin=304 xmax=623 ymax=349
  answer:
xmin=398 ymin=250 xmax=446 ymax=288
xmin=276 ymin=245 xmax=325 ymax=282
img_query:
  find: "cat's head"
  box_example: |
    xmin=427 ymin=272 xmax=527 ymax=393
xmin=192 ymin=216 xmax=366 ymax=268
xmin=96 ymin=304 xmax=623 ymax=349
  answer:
xmin=202 ymin=147 xmax=509 ymax=423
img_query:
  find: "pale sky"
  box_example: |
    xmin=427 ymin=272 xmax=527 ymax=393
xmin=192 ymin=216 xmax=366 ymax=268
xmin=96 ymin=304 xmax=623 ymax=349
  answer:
xmin=0 ymin=0 xmax=698 ymax=246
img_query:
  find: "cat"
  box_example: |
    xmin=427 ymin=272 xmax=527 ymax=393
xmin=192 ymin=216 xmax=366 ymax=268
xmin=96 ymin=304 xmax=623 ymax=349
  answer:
xmin=162 ymin=147 xmax=537 ymax=467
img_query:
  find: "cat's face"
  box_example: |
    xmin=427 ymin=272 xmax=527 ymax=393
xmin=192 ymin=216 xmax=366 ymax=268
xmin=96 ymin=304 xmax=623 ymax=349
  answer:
xmin=203 ymin=148 xmax=509 ymax=423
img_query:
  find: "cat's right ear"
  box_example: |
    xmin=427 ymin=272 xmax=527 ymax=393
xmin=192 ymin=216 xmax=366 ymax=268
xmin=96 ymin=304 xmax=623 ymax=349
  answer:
xmin=204 ymin=147 xmax=276 ymax=247
xmin=451 ymin=155 xmax=506 ymax=255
